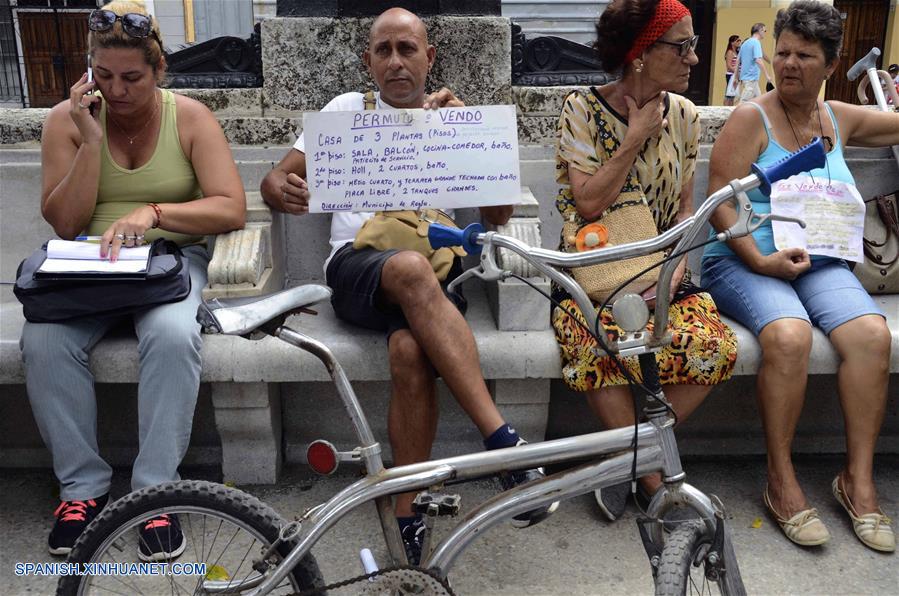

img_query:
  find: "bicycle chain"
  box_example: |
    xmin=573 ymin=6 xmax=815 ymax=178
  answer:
xmin=292 ymin=565 xmax=455 ymax=596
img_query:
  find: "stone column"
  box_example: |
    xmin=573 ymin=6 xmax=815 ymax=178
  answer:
xmin=488 ymin=379 xmax=552 ymax=442
xmin=210 ymin=382 xmax=283 ymax=484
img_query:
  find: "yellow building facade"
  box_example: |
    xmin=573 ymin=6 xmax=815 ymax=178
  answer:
xmin=709 ymin=0 xmax=899 ymax=105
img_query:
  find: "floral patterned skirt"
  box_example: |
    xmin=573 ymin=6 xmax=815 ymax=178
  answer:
xmin=551 ymin=292 xmax=737 ymax=391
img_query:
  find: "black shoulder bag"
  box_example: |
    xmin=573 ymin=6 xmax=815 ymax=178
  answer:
xmin=13 ymin=239 xmax=191 ymax=323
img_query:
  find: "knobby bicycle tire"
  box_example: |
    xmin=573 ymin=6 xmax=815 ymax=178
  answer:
xmin=58 ymin=480 xmax=324 ymax=596
xmin=654 ymin=521 xmax=746 ymax=596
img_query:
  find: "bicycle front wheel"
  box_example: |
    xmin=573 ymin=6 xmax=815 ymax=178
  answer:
xmin=58 ymin=480 xmax=324 ymax=596
xmin=654 ymin=521 xmax=745 ymax=596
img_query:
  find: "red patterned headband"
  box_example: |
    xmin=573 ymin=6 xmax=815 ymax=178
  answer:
xmin=624 ymin=0 xmax=691 ymax=65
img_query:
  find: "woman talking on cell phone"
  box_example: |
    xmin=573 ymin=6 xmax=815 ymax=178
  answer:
xmin=22 ymin=0 xmax=245 ymax=560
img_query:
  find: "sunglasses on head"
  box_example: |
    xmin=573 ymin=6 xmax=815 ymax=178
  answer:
xmin=88 ymin=9 xmax=160 ymax=43
xmin=655 ymin=34 xmax=700 ymax=57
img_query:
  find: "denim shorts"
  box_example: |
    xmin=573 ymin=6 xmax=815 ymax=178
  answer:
xmin=326 ymin=243 xmax=466 ymax=339
xmin=700 ymin=256 xmax=883 ymax=336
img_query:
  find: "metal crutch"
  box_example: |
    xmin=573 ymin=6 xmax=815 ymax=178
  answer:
xmin=847 ymin=47 xmax=899 ymax=166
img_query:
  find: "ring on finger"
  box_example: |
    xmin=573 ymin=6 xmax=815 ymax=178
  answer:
xmin=78 ymin=101 xmax=89 ymax=109
xmin=115 ymin=233 xmax=126 ymax=241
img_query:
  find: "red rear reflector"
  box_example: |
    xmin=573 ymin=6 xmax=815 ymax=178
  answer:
xmin=307 ymin=440 xmax=339 ymax=475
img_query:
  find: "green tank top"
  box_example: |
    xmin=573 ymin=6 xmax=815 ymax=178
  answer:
xmin=85 ymin=88 xmax=203 ymax=246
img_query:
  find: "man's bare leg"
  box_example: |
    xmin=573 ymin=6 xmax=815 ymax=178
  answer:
xmin=379 ymin=252 xmax=504 ymax=436
xmin=380 ymin=252 xmax=558 ymax=533
xmin=388 ymin=329 xmax=439 ymax=517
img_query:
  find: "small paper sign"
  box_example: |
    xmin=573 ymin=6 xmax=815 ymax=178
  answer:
xmin=771 ymin=176 xmax=865 ymax=263
xmin=304 ymin=105 xmax=521 ymax=212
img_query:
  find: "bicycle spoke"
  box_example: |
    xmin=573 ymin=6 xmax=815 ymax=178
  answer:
xmin=83 ymin=584 xmax=133 ymax=596
xmin=131 ymin=528 xmax=188 ymax=596
xmin=88 ymin=535 xmax=146 ymax=595
xmin=205 ymin=523 xmax=251 ymax=582
xmin=183 ymin=513 xmax=205 ymax=595
xmin=231 ymin=536 xmax=263 ymax=589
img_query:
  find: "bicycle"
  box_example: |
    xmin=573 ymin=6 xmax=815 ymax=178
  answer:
xmin=58 ymin=138 xmax=826 ymax=596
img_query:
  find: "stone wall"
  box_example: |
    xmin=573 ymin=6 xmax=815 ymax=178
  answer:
xmin=260 ymin=16 xmax=511 ymax=112
xmin=0 ymin=87 xmax=730 ymax=147
xmin=0 ymin=14 xmax=740 ymax=146
xmin=513 ymin=86 xmax=733 ymax=145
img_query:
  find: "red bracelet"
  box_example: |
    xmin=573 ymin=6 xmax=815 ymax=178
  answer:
xmin=148 ymin=202 xmax=162 ymax=228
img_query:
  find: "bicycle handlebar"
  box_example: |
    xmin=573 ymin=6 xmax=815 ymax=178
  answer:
xmin=425 ymin=137 xmax=825 ymax=353
xmin=751 ymin=136 xmax=827 ymax=195
xmin=429 ymin=221 xmax=485 ymax=254
xmin=429 ymin=137 xmax=825 ymax=252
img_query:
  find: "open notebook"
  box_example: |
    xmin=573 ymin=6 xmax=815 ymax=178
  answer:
xmin=36 ymin=240 xmax=153 ymax=276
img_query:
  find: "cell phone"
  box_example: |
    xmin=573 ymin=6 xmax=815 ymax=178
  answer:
xmin=86 ymin=54 xmax=97 ymax=116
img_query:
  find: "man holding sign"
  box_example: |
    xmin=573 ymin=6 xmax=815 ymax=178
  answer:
xmin=260 ymin=7 xmax=557 ymax=565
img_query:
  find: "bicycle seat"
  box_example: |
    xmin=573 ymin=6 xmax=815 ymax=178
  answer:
xmin=197 ymin=284 xmax=332 ymax=336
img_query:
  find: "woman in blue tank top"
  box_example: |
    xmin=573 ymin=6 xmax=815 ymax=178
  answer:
xmin=701 ymin=0 xmax=896 ymax=553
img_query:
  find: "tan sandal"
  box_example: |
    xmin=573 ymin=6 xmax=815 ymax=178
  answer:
xmin=832 ymin=474 xmax=895 ymax=553
xmin=763 ymin=487 xmax=830 ymax=546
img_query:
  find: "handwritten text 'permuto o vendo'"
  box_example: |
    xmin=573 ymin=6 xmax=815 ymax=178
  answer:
xmin=304 ymin=105 xmax=522 ymax=212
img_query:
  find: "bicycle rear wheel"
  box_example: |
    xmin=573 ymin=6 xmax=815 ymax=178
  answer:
xmin=654 ymin=521 xmax=745 ymax=596
xmin=58 ymin=480 xmax=324 ymax=596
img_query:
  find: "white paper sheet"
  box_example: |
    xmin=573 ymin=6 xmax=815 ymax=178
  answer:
xmin=303 ymin=105 xmax=522 ymax=212
xmin=771 ymin=176 xmax=865 ymax=263
xmin=37 ymin=258 xmax=149 ymax=274
xmin=46 ymin=240 xmax=151 ymax=261
xmin=38 ymin=240 xmax=151 ymax=275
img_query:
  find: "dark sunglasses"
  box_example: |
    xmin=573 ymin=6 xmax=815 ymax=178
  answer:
xmin=655 ymin=34 xmax=700 ymax=57
xmin=88 ymin=9 xmax=160 ymax=43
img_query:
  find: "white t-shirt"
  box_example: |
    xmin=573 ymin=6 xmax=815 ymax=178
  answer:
xmin=294 ymin=91 xmax=454 ymax=274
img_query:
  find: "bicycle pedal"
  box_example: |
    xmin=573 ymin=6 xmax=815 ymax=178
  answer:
xmin=412 ymin=492 xmax=462 ymax=517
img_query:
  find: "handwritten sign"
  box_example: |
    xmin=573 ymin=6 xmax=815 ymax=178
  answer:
xmin=303 ymin=105 xmax=521 ymax=212
xmin=771 ymin=176 xmax=865 ymax=262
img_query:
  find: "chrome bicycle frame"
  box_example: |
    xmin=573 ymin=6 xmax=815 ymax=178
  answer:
xmin=245 ymin=173 xmax=784 ymax=595
xmin=248 ymin=326 xmax=716 ymax=594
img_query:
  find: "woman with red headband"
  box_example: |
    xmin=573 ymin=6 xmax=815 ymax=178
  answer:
xmin=552 ymin=0 xmax=737 ymax=522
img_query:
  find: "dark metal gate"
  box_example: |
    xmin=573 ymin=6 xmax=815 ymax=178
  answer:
xmin=6 ymin=0 xmax=98 ymax=108
xmin=0 ymin=0 xmax=24 ymax=105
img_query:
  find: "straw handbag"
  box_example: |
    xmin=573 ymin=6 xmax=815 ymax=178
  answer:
xmin=560 ymin=92 xmax=665 ymax=303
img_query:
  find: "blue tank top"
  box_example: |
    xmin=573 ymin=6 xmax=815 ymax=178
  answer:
xmin=703 ymin=102 xmax=855 ymax=260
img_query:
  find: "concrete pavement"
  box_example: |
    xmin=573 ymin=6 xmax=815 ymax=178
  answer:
xmin=1 ymin=455 xmax=896 ymax=595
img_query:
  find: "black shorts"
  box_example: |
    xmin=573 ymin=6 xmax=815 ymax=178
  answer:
xmin=325 ymin=243 xmax=467 ymax=339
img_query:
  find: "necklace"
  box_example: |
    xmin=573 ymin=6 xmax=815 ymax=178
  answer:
xmin=778 ymin=94 xmax=832 ymax=184
xmin=107 ymin=92 xmax=159 ymax=145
